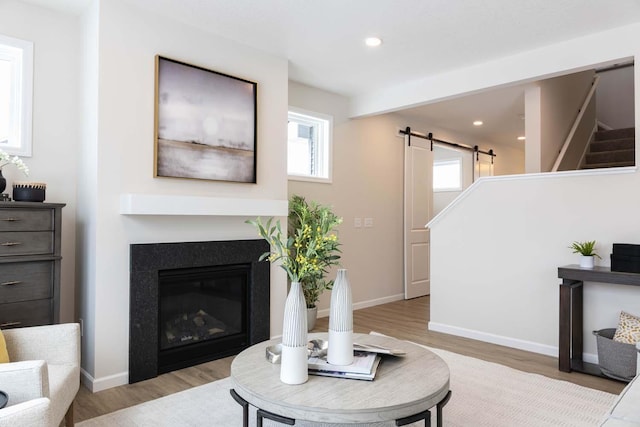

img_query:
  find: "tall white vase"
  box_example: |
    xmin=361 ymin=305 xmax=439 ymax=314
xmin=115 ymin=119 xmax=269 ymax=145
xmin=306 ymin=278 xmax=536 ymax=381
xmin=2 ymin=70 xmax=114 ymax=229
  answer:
xmin=280 ymin=281 xmax=308 ymax=384
xmin=328 ymin=269 xmax=354 ymax=365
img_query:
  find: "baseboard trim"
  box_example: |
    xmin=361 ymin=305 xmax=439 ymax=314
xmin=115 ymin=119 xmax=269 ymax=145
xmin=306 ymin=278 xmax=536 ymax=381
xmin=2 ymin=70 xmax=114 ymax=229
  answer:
xmin=317 ymin=293 xmax=405 ymax=318
xmin=428 ymin=322 xmax=598 ymax=363
xmin=81 ymin=368 xmax=129 ymax=393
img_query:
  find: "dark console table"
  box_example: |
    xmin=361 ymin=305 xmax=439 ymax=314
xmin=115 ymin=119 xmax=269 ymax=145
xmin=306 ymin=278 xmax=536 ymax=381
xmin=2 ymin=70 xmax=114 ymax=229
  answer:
xmin=558 ymin=265 xmax=640 ymax=377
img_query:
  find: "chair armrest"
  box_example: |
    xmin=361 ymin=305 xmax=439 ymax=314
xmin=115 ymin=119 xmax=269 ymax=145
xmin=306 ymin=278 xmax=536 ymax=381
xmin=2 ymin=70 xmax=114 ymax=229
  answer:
xmin=0 ymin=360 xmax=49 ymax=404
xmin=0 ymin=397 xmax=53 ymax=427
xmin=3 ymin=323 xmax=80 ymax=366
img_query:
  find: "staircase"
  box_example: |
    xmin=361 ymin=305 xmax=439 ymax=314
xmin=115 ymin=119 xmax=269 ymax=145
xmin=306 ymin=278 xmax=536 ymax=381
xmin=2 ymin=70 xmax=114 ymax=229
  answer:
xmin=582 ymin=127 xmax=635 ymax=169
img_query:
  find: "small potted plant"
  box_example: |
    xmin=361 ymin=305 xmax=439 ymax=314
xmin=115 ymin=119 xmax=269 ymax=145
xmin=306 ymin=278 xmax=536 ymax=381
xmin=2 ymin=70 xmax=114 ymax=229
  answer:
xmin=569 ymin=240 xmax=602 ymax=269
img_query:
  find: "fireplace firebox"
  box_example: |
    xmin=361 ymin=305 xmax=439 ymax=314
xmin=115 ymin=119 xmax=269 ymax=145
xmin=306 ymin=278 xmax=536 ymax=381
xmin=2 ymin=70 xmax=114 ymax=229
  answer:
xmin=129 ymin=240 xmax=269 ymax=383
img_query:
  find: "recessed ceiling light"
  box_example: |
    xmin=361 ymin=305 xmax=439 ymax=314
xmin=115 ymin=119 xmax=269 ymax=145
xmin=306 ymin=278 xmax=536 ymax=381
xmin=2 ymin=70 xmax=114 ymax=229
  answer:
xmin=473 ymin=120 xmax=483 ymax=126
xmin=517 ymin=136 xmax=526 ymax=141
xmin=365 ymin=37 xmax=382 ymax=47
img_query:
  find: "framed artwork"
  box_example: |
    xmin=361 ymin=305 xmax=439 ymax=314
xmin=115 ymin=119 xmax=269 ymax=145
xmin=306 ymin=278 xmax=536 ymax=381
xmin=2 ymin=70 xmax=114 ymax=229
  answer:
xmin=154 ymin=56 xmax=257 ymax=183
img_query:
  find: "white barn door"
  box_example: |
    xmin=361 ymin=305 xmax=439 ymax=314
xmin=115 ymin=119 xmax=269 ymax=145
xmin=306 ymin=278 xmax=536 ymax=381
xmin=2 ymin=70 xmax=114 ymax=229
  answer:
xmin=404 ymin=133 xmax=433 ymax=299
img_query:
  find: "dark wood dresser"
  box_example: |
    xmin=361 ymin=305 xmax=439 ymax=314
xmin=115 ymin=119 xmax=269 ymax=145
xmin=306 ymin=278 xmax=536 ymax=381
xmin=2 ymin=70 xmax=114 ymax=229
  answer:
xmin=0 ymin=202 xmax=65 ymax=329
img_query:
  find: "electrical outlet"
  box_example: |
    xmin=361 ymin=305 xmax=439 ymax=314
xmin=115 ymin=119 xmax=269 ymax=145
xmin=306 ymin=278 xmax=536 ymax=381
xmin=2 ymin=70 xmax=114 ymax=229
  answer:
xmin=364 ymin=217 xmax=373 ymax=228
xmin=354 ymin=217 xmax=362 ymax=228
xmin=79 ymin=318 xmax=84 ymax=337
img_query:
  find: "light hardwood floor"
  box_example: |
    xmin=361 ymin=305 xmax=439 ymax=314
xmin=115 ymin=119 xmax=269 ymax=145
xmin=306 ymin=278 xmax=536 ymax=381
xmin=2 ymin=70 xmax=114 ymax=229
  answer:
xmin=74 ymin=296 xmax=626 ymax=422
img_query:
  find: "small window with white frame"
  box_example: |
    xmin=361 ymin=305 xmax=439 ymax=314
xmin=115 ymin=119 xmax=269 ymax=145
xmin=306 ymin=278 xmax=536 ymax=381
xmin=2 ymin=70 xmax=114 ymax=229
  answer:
xmin=433 ymin=159 xmax=462 ymax=191
xmin=287 ymin=108 xmax=332 ymax=182
xmin=0 ymin=33 xmax=33 ymax=157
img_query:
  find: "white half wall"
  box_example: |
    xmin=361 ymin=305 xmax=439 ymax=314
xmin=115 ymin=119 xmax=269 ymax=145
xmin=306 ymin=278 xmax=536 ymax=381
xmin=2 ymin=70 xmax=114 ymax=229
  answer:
xmin=77 ymin=0 xmax=288 ymax=391
xmin=429 ymin=168 xmax=640 ymax=360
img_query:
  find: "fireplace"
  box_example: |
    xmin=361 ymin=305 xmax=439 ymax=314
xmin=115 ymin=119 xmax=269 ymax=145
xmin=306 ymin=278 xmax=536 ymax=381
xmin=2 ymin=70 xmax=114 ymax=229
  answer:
xmin=129 ymin=239 xmax=269 ymax=383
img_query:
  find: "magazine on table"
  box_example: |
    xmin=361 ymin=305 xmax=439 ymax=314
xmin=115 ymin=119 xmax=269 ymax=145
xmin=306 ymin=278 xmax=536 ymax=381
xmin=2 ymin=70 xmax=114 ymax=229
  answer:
xmin=309 ymin=355 xmax=382 ymax=381
xmin=308 ymin=351 xmax=382 ymax=380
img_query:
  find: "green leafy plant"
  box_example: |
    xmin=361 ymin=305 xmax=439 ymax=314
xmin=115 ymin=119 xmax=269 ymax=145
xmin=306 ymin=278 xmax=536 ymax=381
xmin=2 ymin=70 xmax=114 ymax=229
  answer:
xmin=246 ymin=195 xmax=342 ymax=308
xmin=569 ymin=240 xmax=602 ymax=258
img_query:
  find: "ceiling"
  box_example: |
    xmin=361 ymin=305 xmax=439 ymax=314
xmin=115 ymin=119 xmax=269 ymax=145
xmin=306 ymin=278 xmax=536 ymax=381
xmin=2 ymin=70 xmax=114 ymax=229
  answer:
xmin=21 ymin=0 xmax=640 ymax=146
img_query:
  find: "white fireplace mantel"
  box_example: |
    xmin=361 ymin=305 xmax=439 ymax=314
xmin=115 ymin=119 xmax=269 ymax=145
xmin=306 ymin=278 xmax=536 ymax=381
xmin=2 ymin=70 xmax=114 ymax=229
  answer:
xmin=119 ymin=194 xmax=288 ymax=216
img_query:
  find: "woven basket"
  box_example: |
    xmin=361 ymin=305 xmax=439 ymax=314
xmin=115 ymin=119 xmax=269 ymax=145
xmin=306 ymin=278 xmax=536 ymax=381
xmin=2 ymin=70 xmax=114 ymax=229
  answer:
xmin=593 ymin=328 xmax=637 ymax=382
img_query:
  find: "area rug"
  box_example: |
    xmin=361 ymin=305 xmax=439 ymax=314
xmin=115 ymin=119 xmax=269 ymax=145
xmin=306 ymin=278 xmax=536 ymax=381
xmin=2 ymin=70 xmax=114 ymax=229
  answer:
xmin=77 ymin=338 xmax=616 ymax=426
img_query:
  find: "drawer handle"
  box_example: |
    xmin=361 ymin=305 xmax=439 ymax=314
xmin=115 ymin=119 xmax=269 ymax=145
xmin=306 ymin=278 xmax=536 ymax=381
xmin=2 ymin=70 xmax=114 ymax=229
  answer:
xmin=0 ymin=280 xmax=21 ymax=286
xmin=0 ymin=218 xmax=20 ymax=222
xmin=0 ymin=321 xmax=21 ymax=328
xmin=0 ymin=241 xmax=21 ymax=246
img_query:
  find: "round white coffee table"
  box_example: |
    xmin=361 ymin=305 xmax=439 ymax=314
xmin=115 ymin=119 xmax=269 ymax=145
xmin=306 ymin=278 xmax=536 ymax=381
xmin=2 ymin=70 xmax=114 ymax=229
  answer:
xmin=231 ymin=333 xmax=450 ymax=426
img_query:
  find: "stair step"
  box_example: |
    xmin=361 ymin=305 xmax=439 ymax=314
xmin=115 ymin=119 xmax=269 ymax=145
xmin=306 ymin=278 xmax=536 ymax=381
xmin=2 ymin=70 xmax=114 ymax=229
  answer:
xmin=590 ymin=138 xmax=635 ymax=152
xmin=595 ymin=127 xmax=635 ymax=141
xmin=582 ymin=160 xmax=636 ymax=169
xmin=585 ymin=149 xmax=635 ymax=165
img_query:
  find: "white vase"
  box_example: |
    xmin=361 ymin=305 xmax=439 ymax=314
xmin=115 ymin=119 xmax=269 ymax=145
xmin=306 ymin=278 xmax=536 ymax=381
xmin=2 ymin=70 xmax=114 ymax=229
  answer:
xmin=307 ymin=306 xmax=317 ymax=332
xmin=580 ymin=255 xmax=595 ymax=269
xmin=328 ymin=269 xmax=354 ymax=366
xmin=280 ymin=281 xmax=308 ymax=384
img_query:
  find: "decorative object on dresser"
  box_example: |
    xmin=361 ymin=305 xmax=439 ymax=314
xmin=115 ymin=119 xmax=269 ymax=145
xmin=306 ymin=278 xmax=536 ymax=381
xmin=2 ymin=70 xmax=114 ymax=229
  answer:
xmin=12 ymin=182 xmax=46 ymax=202
xmin=0 ymin=147 xmax=29 ymax=196
xmin=0 ymin=170 xmax=5 ymax=195
xmin=0 ymin=201 xmax=65 ymax=329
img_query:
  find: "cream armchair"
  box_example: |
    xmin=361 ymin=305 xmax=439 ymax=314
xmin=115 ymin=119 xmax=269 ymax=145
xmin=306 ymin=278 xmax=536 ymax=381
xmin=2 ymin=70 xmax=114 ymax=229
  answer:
xmin=0 ymin=323 xmax=80 ymax=427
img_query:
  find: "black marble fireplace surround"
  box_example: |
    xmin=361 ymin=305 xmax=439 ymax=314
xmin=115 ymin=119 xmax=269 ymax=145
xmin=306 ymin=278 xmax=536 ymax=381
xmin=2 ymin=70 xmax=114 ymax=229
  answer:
xmin=129 ymin=239 xmax=270 ymax=383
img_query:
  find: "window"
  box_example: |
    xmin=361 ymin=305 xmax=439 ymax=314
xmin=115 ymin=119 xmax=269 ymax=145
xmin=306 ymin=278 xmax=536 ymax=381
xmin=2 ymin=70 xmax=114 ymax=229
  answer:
xmin=433 ymin=159 xmax=462 ymax=191
xmin=287 ymin=108 xmax=332 ymax=182
xmin=0 ymin=34 xmax=33 ymax=157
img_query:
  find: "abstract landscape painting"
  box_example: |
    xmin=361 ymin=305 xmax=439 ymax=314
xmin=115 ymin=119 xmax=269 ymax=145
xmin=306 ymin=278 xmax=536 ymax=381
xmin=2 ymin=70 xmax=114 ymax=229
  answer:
xmin=154 ymin=56 xmax=257 ymax=183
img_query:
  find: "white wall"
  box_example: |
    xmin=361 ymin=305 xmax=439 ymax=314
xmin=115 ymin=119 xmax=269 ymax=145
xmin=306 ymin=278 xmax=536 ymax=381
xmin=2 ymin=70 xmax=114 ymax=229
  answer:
xmin=597 ymin=66 xmax=635 ymax=129
xmin=0 ymin=0 xmax=78 ymax=323
xmin=288 ymin=82 xmax=405 ymax=314
xmin=76 ymin=0 xmax=288 ymax=391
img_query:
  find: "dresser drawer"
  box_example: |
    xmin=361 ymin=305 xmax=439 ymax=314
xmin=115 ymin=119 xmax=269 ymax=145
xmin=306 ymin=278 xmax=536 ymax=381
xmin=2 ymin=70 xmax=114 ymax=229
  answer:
xmin=0 ymin=299 xmax=52 ymax=329
xmin=0 ymin=231 xmax=54 ymax=256
xmin=0 ymin=209 xmax=53 ymax=232
xmin=0 ymin=262 xmax=53 ymax=303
